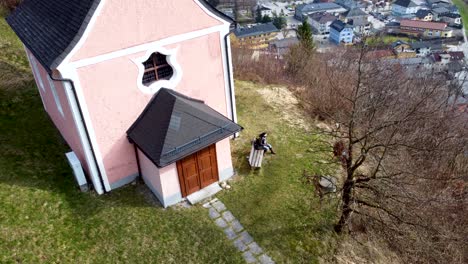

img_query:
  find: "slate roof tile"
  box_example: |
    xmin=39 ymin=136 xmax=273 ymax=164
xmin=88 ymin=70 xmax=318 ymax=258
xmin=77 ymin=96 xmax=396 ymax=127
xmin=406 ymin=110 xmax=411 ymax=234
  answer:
xmin=7 ymin=0 xmax=233 ymax=72
xmin=127 ymin=89 xmax=242 ymax=167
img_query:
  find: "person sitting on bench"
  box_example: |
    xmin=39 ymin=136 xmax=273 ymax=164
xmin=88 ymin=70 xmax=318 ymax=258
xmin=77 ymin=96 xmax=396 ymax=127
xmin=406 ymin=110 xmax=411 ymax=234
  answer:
xmin=254 ymin=132 xmax=276 ymax=154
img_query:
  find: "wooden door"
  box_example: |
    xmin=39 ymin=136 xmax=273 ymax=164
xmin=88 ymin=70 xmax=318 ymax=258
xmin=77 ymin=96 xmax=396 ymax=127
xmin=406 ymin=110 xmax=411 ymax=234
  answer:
xmin=197 ymin=145 xmax=219 ymax=188
xmin=177 ymin=144 xmax=219 ymax=197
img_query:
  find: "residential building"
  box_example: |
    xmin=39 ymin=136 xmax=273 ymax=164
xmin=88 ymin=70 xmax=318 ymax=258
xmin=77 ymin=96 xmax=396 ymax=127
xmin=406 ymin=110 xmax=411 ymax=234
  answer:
xmin=308 ymin=12 xmax=338 ymax=34
xmin=256 ymin=5 xmax=273 ymax=17
xmin=439 ymin=13 xmax=462 ymax=26
xmin=409 ymin=40 xmax=443 ymax=56
xmin=7 ymin=0 xmax=242 ymax=207
xmin=269 ymin=37 xmax=300 ymax=58
xmin=335 ymin=0 xmax=365 ymax=10
xmin=392 ymin=0 xmax=419 ymax=17
xmin=295 ymin=3 xmax=347 ymax=21
xmin=432 ymin=2 xmax=459 ymax=14
xmin=432 ymin=51 xmax=466 ymax=72
xmin=399 ymin=19 xmax=452 ymax=38
xmin=391 ymin=40 xmax=417 ymax=58
xmin=329 ymin=20 xmax=354 ymax=44
xmin=415 ymin=9 xmax=433 ymax=21
xmin=233 ymin=23 xmax=280 ymax=49
xmin=341 ymin=8 xmax=370 ymax=34
xmin=432 ymin=7 xmax=450 ymax=20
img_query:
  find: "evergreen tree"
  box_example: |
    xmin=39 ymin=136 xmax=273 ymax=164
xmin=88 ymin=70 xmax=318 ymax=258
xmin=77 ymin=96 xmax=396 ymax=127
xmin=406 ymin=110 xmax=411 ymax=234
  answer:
xmin=255 ymin=6 xmax=263 ymax=23
xmin=272 ymin=14 xmax=287 ymax=29
xmin=262 ymin=15 xmax=272 ymax=23
xmin=297 ymin=20 xmax=314 ymax=51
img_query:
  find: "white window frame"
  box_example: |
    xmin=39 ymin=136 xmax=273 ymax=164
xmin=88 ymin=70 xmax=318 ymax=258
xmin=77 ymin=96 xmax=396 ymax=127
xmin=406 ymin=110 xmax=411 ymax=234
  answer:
xmin=47 ymin=76 xmax=64 ymax=117
xmin=133 ymin=46 xmax=182 ymax=95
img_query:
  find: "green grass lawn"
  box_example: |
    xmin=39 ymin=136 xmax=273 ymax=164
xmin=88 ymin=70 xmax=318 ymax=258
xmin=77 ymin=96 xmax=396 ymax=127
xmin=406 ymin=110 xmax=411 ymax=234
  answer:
xmin=453 ymin=0 xmax=468 ymax=35
xmin=0 ymin=10 xmax=244 ymax=263
xmin=0 ymin=7 xmax=337 ymax=263
xmin=218 ymin=82 xmax=338 ymax=263
xmin=365 ymin=35 xmax=411 ymax=46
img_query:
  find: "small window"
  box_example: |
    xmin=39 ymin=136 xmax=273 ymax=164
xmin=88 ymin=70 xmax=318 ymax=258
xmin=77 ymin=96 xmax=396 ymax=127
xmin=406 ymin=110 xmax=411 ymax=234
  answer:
xmin=142 ymin=53 xmax=174 ymax=86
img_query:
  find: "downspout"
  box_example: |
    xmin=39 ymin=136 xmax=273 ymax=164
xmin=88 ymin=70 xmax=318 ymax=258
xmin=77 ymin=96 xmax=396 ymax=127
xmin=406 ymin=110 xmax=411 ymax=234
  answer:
xmin=223 ymin=23 xmax=239 ymax=137
xmin=133 ymin=144 xmax=142 ymax=179
xmin=48 ymin=73 xmax=107 ymax=193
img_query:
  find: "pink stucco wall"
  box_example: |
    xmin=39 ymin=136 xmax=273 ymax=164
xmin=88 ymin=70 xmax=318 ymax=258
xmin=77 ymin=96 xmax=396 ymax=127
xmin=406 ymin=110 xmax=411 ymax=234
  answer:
xmin=138 ymin=149 xmax=182 ymax=207
xmin=75 ymin=32 xmax=230 ymax=186
xmin=71 ymin=0 xmax=223 ymax=61
xmin=138 ymin=149 xmax=164 ymax=199
xmin=215 ymin=138 xmax=234 ymax=180
xmin=26 ymin=50 xmax=89 ymax=175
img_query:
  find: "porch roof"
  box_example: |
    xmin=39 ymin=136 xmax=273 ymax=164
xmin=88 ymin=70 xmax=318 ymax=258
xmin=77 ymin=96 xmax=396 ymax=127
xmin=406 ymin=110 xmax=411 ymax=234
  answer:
xmin=127 ymin=88 xmax=242 ymax=167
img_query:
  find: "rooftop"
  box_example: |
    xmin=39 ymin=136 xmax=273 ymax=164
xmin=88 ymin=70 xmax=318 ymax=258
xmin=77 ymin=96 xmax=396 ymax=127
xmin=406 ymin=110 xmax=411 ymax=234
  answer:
xmin=234 ymin=23 xmax=279 ymax=38
xmin=400 ymin=19 xmax=447 ymax=30
xmin=6 ymin=0 xmax=100 ymax=72
xmin=393 ymin=0 xmax=418 ymax=8
xmin=270 ymin=37 xmax=300 ymax=49
xmin=342 ymin=8 xmax=368 ymax=18
xmin=127 ymin=89 xmax=242 ymax=167
xmin=308 ymin=12 xmax=338 ymax=24
xmin=415 ymin=9 xmax=432 ymax=19
xmin=330 ymin=20 xmax=353 ymax=32
xmin=297 ymin=3 xmax=345 ymax=13
xmin=409 ymin=40 xmax=443 ymax=50
xmin=6 ymin=0 xmax=233 ymax=72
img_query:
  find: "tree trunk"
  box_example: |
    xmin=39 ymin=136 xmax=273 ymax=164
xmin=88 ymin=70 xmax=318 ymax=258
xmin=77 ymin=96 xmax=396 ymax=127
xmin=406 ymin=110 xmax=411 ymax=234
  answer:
xmin=334 ymin=177 xmax=354 ymax=233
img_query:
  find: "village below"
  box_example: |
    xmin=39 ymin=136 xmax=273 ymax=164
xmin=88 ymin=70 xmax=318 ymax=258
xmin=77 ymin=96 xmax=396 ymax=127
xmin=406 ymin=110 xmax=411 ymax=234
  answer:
xmin=0 ymin=0 xmax=467 ymax=264
xmin=218 ymin=0 xmax=468 ymax=90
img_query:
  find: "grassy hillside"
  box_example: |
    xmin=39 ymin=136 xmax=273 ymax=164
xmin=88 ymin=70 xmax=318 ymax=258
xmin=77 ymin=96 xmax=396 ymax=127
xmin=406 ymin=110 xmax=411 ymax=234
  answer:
xmin=219 ymin=82 xmax=338 ymax=263
xmin=0 ymin=7 xmax=338 ymax=263
xmin=0 ymin=9 xmax=243 ymax=263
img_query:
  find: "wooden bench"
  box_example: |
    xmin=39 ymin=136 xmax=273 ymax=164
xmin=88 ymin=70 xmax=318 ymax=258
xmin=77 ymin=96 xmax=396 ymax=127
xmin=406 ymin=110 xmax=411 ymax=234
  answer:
xmin=248 ymin=139 xmax=264 ymax=168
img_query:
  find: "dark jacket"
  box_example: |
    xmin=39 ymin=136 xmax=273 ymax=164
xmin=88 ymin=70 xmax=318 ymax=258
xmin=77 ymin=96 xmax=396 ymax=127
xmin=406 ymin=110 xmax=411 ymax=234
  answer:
xmin=254 ymin=136 xmax=267 ymax=150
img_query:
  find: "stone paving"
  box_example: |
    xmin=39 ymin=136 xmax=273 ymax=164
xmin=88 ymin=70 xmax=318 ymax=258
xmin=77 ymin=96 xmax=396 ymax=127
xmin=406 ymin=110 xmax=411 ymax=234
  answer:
xmin=203 ymin=198 xmax=275 ymax=264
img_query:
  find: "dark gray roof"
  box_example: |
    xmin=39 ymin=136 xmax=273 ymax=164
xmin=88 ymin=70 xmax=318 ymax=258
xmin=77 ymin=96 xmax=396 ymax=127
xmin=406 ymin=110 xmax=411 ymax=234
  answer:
xmin=432 ymin=7 xmax=450 ymax=14
xmin=391 ymin=40 xmax=409 ymax=48
xmin=330 ymin=20 xmax=352 ymax=32
xmin=7 ymin=0 xmax=234 ymax=73
xmin=415 ymin=9 xmax=432 ymax=18
xmin=441 ymin=12 xmax=461 ymax=18
xmin=297 ymin=3 xmax=344 ymax=13
xmin=259 ymin=6 xmax=271 ymax=11
xmin=6 ymin=0 xmax=100 ymax=73
xmin=127 ymin=89 xmax=242 ymax=168
xmin=393 ymin=0 xmax=418 ymax=8
xmin=234 ymin=23 xmax=279 ymax=38
xmin=270 ymin=37 xmax=299 ymax=49
xmin=309 ymin=12 xmax=337 ymax=24
xmin=343 ymin=8 xmax=368 ymax=18
xmin=409 ymin=40 xmax=443 ymax=50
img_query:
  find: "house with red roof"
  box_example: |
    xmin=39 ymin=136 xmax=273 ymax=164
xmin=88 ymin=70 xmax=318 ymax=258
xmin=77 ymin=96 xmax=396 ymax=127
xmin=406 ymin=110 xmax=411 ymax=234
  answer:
xmin=399 ymin=19 xmax=452 ymax=38
xmin=6 ymin=0 xmax=242 ymax=207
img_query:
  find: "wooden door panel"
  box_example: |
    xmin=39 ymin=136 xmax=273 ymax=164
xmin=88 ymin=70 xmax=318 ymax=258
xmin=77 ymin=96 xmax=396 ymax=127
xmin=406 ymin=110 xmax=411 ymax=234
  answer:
xmin=197 ymin=145 xmax=219 ymax=188
xmin=177 ymin=145 xmax=219 ymax=197
xmin=180 ymin=156 xmax=201 ymax=195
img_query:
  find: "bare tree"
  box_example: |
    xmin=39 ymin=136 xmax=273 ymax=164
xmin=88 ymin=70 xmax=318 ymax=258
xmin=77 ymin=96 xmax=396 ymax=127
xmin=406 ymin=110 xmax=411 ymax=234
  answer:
xmin=293 ymin=45 xmax=468 ymax=263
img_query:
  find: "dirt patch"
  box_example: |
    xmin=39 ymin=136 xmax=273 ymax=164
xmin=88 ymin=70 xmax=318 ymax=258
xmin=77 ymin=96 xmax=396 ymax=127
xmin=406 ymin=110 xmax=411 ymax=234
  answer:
xmin=325 ymin=234 xmax=402 ymax=264
xmin=256 ymin=86 xmax=311 ymax=131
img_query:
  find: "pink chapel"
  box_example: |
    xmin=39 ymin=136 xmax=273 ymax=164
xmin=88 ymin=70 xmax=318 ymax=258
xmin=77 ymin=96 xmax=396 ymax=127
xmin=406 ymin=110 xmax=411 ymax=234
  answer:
xmin=7 ymin=0 xmax=242 ymax=207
